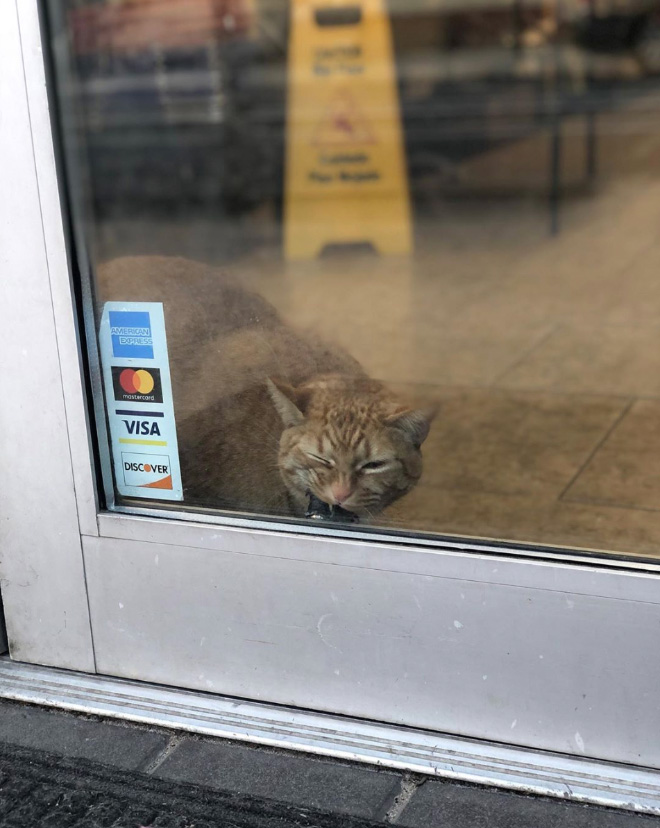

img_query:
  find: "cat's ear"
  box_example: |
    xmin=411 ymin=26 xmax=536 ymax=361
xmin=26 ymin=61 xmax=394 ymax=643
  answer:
xmin=266 ymin=378 xmax=306 ymax=427
xmin=385 ymin=405 xmax=438 ymax=447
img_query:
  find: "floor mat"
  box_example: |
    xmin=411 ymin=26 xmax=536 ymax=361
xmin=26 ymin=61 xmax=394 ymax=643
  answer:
xmin=0 ymin=742 xmax=381 ymax=828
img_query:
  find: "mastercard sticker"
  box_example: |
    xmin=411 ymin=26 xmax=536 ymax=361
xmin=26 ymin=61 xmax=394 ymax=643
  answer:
xmin=99 ymin=302 xmax=183 ymax=501
xmin=112 ymin=366 xmax=163 ymax=404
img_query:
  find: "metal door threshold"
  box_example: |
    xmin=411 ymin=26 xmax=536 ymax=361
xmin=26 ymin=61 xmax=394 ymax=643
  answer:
xmin=0 ymin=658 xmax=657 ymax=815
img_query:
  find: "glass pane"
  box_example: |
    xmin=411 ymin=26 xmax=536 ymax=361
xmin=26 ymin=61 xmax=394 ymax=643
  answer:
xmin=48 ymin=0 xmax=660 ymax=558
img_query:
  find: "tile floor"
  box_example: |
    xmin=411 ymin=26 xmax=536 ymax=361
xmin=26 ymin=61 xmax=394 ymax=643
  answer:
xmin=96 ymin=104 xmax=660 ymax=559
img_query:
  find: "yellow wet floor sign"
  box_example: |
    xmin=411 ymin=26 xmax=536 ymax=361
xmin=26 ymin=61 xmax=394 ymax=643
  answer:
xmin=285 ymin=0 xmax=412 ymax=259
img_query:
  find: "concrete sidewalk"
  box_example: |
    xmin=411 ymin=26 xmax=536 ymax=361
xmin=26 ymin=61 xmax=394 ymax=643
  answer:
xmin=0 ymin=698 xmax=658 ymax=827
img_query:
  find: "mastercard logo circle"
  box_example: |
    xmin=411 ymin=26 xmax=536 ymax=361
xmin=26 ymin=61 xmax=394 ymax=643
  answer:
xmin=119 ymin=368 xmax=155 ymax=395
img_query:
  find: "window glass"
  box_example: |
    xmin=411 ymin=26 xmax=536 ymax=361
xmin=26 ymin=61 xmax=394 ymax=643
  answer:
xmin=49 ymin=0 xmax=660 ymax=557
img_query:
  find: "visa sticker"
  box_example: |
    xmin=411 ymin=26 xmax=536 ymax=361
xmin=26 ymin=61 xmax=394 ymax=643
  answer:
xmin=99 ymin=302 xmax=183 ymax=501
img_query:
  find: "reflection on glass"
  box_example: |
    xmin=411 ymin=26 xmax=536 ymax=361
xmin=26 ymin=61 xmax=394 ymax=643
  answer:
xmin=50 ymin=0 xmax=660 ymax=556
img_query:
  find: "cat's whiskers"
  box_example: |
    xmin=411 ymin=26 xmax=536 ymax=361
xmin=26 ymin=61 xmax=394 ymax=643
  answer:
xmin=359 ymin=504 xmax=378 ymax=522
xmin=252 ymin=327 xmax=288 ymax=380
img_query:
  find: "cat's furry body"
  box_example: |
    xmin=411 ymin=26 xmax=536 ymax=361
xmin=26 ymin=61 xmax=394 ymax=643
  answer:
xmin=98 ymin=256 xmax=433 ymax=517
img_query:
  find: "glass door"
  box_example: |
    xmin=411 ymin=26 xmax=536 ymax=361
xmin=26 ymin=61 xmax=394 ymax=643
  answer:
xmin=50 ymin=0 xmax=660 ymax=559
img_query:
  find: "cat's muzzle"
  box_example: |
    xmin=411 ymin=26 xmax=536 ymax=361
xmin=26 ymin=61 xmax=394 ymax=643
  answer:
xmin=305 ymin=492 xmax=359 ymax=524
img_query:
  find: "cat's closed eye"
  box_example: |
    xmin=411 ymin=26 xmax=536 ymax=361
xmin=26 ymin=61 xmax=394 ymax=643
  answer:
xmin=307 ymin=453 xmax=334 ymax=467
xmin=360 ymin=460 xmax=388 ymax=472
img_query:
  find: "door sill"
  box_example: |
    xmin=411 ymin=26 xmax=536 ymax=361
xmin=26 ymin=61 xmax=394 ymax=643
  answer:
xmin=0 ymin=658 xmax=657 ymax=815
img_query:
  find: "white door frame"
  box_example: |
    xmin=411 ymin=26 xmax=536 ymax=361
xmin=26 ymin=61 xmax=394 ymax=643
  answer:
xmin=0 ymin=0 xmax=96 ymax=672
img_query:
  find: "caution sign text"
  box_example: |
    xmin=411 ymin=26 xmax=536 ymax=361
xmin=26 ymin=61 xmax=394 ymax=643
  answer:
xmin=285 ymin=0 xmax=412 ymax=259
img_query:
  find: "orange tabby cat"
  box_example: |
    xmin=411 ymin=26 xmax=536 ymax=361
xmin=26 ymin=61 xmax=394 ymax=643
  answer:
xmin=98 ymin=256 xmax=435 ymax=518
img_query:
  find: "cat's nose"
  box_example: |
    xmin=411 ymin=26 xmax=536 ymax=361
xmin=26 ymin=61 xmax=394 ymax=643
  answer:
xmin=329 ymin=482 xmax=353 ymax=505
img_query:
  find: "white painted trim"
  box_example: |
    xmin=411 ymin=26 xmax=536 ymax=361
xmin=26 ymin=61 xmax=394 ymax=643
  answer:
xmin=0 ymin=659 xmax=657 ymax=815
xmin=0 ymin=0 xmax=95 ymax=670
xmin=101 ymin=506 xmax=660 ymax=572
xmin=98 ymin=513 xmax=660 ymax=604
xmin=15 ymin=0 xmax=99 ymax=537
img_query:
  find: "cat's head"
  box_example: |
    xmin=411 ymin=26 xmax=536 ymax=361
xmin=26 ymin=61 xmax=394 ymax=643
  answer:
xmin=267 ymin=375 xmax=436 ymax=518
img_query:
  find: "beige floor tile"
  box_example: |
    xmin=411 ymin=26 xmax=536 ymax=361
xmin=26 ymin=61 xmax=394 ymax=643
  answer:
xmin=563 ymin=447 xmax=660 ymax=511
xmin=421 ymin=441 xmax=581 ymax=497
xmin=245 ymin=251 xmax=555 ymax=387
xmin=498 ymin=325 xmax=660 ymax=396
xmin=355 ymin=327 xmax=555 ymax=387
xmin=426 ymin=388 xmax=627 ymax=449
xmin=564 ymin=399 xmax=660 ymax=511
xmin=384 ymin=485 xmax=660 ymax=559
xmin=580 ymin=243 xmax=660 ymax=329
xmin=440 ymin=178 xmax=660 ymax=338
xmin=598 ymin=399 xmax=660 ymax=450
xmin=416 ymin=389 xmax=626 ymax=496
xmin=543 ymin=499 xmax=660 ymax=558
xmin=384 ymin=486 xmax=549 ymax=540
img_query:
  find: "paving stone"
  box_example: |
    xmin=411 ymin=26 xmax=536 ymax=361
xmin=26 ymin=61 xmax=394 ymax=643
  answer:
xmin=154 ymin=736 xmax=402 ymax=818
xmin=0 ymin=699 xmax=169 ymax=771
xmin=0 ymin=741 xmax=380 ymax=827
xmin=397 ymin=780 xmax=660 ymax=827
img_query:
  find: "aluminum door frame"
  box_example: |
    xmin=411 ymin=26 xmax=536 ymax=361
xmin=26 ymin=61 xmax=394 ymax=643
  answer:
xmin=2 ymin=0 xmax=660 ymax=778
xmin=0 ymin=0 xmax=96 ymax=672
